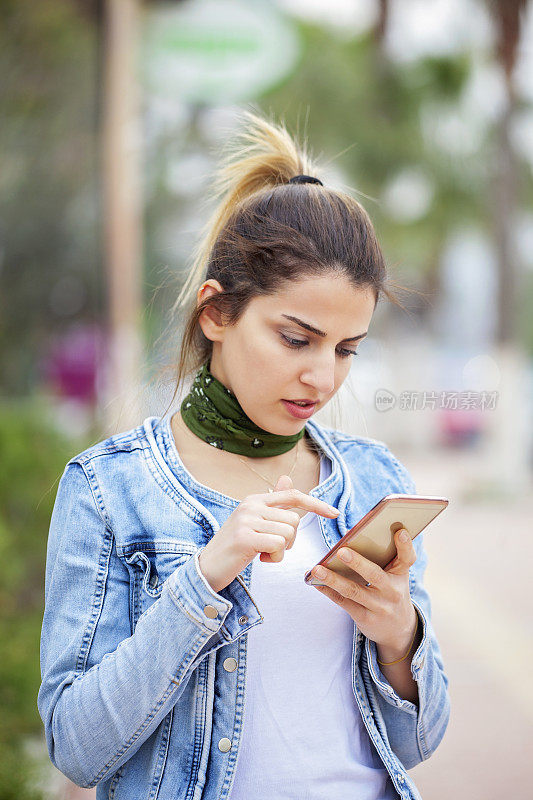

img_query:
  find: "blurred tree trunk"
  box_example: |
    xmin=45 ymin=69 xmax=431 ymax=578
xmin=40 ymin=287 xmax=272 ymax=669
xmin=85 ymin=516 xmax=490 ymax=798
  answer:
xmin=483 ymin=0 xmax=531 ymax=492
xmin=373 ymin=0 xmax=389 ymax=49
xmin=100 ymin=0 xmax=145 ymax=433
xmin=488 ymin=0 xmax=527 ymax=343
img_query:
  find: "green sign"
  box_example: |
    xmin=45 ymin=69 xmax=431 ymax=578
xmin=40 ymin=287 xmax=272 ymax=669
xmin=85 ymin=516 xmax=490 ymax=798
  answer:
xmin=143 ymin=0 xmax=301 ymax=103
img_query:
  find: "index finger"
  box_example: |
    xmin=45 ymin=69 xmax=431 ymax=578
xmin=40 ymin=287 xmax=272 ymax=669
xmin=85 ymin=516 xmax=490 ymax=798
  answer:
xmin=264 ymin=489 xmax=339 ymax=518
xmin=343 ymin=549 xmax=385 ymax=588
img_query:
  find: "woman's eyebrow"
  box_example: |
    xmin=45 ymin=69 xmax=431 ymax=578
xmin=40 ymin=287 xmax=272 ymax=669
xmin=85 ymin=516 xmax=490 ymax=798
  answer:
xmin=281 ymin=314 xmax=367 ymax=342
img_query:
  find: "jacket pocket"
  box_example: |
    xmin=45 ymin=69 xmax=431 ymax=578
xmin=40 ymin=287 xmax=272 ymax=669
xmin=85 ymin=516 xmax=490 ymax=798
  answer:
xmin=122 ymin=541 xmax=198 ymax=627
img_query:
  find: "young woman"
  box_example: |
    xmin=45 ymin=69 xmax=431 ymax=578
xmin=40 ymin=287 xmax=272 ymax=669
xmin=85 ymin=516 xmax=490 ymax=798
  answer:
xmin=38 ymin=113 xmax=450 ymax=800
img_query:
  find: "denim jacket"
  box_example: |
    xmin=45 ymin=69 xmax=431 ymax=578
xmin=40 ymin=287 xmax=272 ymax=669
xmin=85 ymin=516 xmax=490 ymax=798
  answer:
xmin=38 ymin=415 xmax=450 ymax=800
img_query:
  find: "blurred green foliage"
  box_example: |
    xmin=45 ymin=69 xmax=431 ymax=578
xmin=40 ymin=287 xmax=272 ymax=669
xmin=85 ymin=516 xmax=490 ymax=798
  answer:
xmin=261 ymin=25 xmax=485 ymax=277
xmin=0 ymin=0 xmax=101 ymax=396
xmin=0 ymin=401 xmax=95 ymax=798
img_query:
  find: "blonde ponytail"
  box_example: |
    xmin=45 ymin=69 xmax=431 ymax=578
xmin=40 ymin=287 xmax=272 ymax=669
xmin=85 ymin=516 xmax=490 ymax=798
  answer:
xmin=172 ymin=111 xmax=316 ymax=313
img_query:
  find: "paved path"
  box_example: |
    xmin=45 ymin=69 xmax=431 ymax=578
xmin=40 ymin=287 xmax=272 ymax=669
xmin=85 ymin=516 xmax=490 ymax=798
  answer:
xmin=406 ymin=447 xmax=533 ymax=799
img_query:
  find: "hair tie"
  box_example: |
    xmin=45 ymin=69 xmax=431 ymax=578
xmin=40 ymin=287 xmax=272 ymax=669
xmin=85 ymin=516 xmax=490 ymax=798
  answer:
xmin=288 ymin=174 xmax=323 ymax=186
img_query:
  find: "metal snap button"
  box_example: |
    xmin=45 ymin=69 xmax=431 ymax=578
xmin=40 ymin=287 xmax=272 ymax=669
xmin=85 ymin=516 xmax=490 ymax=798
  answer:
xmin=238 ymin=615 xmax=248 ymax=625
xmin=218 ymin=737 xmax=232 ymax=752
xmin=204 ymin=605 xmax=218 ymax=619
xmin=223 ymin=657 xmax=238 ymax=672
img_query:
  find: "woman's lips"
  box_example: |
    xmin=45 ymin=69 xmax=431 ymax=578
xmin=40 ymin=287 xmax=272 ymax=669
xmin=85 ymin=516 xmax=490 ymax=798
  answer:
xmin=281 ymin=399 xmax=317 ymax=419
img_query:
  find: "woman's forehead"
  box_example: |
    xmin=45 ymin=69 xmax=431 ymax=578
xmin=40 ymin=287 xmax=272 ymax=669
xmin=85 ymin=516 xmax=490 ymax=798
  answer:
xmin=246 ymin=277 xmax=376 ymax=332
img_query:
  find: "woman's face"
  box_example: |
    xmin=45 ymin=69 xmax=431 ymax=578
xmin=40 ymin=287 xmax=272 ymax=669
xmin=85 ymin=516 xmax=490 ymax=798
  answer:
xmin=199 ymin=273 xmax=376 ymax=435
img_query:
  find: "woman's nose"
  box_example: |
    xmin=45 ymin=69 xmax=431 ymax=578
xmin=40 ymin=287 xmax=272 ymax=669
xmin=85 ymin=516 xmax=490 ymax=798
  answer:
xmin=300 ymin=355 xmax=336 ymax=396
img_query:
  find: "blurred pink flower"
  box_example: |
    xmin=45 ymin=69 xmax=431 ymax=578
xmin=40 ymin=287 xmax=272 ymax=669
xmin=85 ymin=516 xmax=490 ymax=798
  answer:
xmin=40 ymin=322 xmax=107 ymax=406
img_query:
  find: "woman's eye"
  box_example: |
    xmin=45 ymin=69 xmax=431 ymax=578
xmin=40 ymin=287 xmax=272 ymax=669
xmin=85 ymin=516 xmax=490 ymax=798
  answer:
xmin=280 ymin=334 xmax=358 ymax=359
xmin=339 ymin=349 xmax=358 ymax=358
xmin=281 ymin=334 xmax=308 ymax=348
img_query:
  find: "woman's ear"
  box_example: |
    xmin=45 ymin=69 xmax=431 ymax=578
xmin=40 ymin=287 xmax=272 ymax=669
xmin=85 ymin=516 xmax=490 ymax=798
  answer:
xmin=197 ymin=280 xmax=226 ymax=343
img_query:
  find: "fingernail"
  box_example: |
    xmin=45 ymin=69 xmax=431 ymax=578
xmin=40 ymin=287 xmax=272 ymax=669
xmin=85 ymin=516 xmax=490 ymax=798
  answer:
xmin=329 ymin=506 xmax=339 ymax=515
xmin=399 ymin=530 xmax=408 ymax=542
xmin=339 ymin=548 xmax=351 ymax=562
xmin=315 ymin=566 xmax=327 ymax=578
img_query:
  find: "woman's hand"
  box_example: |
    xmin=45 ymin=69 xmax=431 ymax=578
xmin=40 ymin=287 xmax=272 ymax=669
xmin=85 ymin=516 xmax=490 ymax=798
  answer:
xmin=198 ymin=475 xmax=339 ymax=594
xmin=311 ymin=529 xmax=418 ymax=657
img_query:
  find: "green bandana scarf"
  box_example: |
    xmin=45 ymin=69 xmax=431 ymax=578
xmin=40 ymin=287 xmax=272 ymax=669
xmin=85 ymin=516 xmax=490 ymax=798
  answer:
xmin=180 ymin=361 xmax=306 ymax=456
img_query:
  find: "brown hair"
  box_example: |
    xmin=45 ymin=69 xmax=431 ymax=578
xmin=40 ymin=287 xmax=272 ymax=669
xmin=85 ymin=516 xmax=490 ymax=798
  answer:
xmin=158 ymin=110 xmax=411 ymax=419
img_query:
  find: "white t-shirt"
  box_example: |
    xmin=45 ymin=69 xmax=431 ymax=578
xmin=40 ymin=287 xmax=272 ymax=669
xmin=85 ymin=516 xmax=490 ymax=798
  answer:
xmin=228 ymin=456 xmax=398 ymax=799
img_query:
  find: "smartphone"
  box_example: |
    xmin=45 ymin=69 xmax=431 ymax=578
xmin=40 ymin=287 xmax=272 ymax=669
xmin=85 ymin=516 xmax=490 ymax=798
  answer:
xmin=304 ymin=494 xmax=449 ymax=587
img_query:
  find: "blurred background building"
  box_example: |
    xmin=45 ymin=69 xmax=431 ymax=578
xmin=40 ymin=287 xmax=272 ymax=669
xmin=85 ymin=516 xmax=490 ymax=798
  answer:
xmin=1 ymin=1 xmax=532 ymax=798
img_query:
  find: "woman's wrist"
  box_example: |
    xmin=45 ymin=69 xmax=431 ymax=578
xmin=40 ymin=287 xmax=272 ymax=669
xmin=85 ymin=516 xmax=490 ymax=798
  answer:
xmin=376 ymin=606 xmax=419 ymax=665
xmin=198 ymin=547 xmax=219 ymax=593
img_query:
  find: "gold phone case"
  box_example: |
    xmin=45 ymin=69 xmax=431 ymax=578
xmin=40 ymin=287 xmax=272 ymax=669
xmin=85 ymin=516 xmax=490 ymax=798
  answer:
xmin=304 ymin=494 xmax=449 ymax=587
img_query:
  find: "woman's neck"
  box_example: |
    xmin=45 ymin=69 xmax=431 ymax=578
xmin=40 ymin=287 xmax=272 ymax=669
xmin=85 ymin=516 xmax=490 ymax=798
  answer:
xmin=170 ymin=411 xmax=322 ymax=499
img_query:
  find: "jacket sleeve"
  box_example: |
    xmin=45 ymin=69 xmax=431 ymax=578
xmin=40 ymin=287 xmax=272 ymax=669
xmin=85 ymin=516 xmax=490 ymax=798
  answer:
xmin=37 ymin=461 xmax=262 ymax=789
xmin=361 ymin=457 xmax=451 ymax=769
